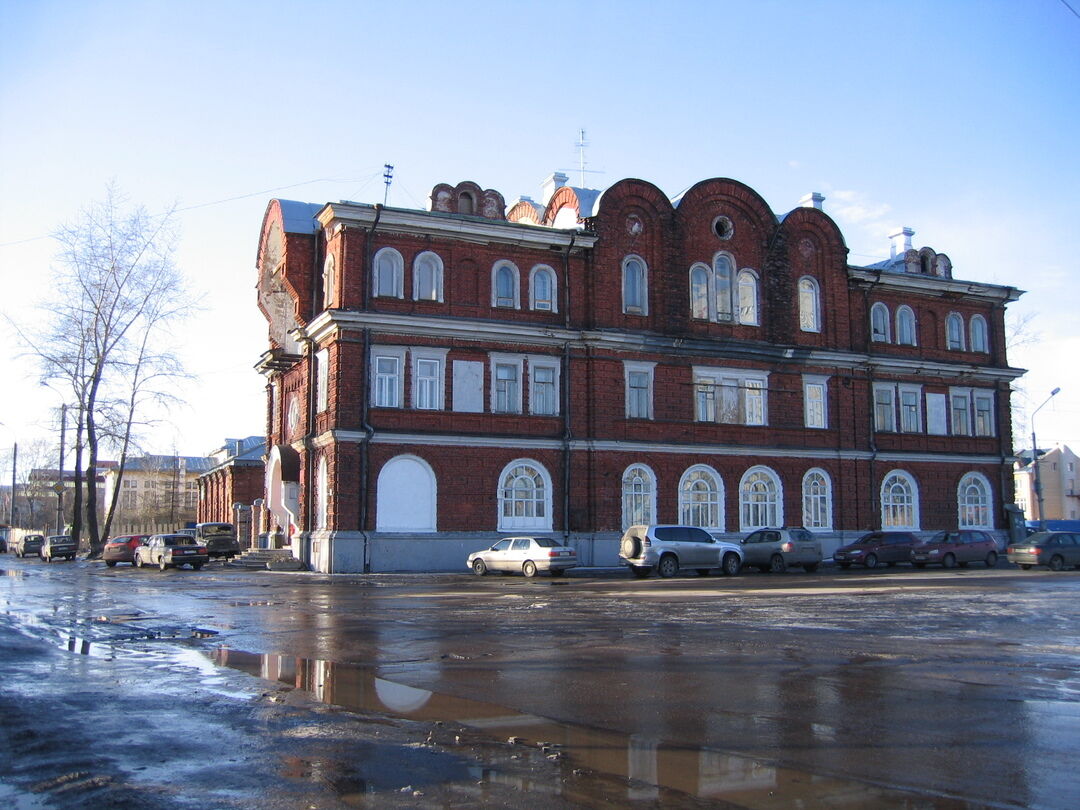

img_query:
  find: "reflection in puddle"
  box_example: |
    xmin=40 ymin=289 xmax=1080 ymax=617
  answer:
xmin=211 ymin=647 xmax=969 ymax=807
xmin=2 ymin=568 xmax=27 ymax=578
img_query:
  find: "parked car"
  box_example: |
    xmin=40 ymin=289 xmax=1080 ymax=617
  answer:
xmin=833 ymin=531 xmax=922 ymax=569
xmin=618 ymin=525 xmax=743 ymax=578
xmin=10 ymin=534 xmax=45 ymax=558
xmin=910 ymin=530 xmax=998 ymax=569
xmin=102 ymin=534 xmax=149 ymax=567
xmin=40 ymin=534 xmax=77 ymax=562
xmin=739 ymin=527 xmax=822 ymax=573
xmin=468 ymin=536 xmax=577 ymax=577
xmin=134 ymin=534 xmax=210 ymax=571
xmin=193 ymin=522 xmax=241 ymax=559
xmin=1007 ymin=531 xmax=1080 ymax=571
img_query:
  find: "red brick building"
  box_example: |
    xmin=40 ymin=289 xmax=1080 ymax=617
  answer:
xmin=255 ymin=173 xmax=1024 ymax=573
xmin=197 ymin=437 xmax=265 ymax=527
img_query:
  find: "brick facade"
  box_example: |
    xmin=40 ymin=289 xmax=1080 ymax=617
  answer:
xmin=254 ymin=175 xmax=1023 ymax=573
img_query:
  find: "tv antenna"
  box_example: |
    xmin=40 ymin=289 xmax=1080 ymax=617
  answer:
xmin=383 ymin=163 xmax=394 ymax=205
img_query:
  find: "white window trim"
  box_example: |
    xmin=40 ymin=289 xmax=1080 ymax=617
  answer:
xmin=946 ymin=312 xmax=966 ymax=351
xmin=322 ymin=254 xmax=336 ymax=309
xmin=490 ymin=353 xmax=525 ymax=414
xmin=412 ymin=250 xmax=444 ymax=302
xmin=970 ymin=314 xmax=988 ymax=353
xmin=527 ymin=354 xmax=561 ymax=416
xmin=694 ymin=366 xmax=770 ymax=426
xmin=713 ymin=251 xmax=736 ymax=323
xmin=689 ymin=262 xmax=711 ymax=320
xmin=957 ymin=472 xmax=993 ymax=529
xmin=678 ymin=464 xmax=725 ymax=531
xmin=880 ymin=469 xmax=920 ymax=530
xmin=798 ymin=276 xmax=821 ymax=333
xmin=621 ymin=463 xmax=657 ymax=530
xmin=896 ymin=305 xmax=917 ymax=346
xmin=624 ymin=360 xmax=656 ymax=420
xmin=973 ymin=389 xmax=996 ymax=437
xmin=528 ymin=264 xmax=558 ymax=312
xmin=898 ymin=383 xmax=923 ymax=433
xmin=372 ymin=247 xmax=404 ymax=299
xmin=315 ymin=456 xmax=328 ymax=530
xmin=873 ymin=382 xmax=896 ymax=433
xmin=737 ymin=268 xmax=759 ymax=326
xmin=622 ymin=254 xmax=649 ymax=316
xmin=949 ymin=386 xmax=974 ymax=436
xmin=491 ymin=260 xmax=521 ymax=309
xmin=738 ymin=465 xmax=784 ymax=532
xmin=802 ymin=374 xmax=829 ymax=429
xmin=315 ymin=348 xmax=329 ymax=413
xmin=497 ymin=458 xmax=553 ymax=532
xmin=371 ymin=346 xmax=407 ymax=409
xmin=410 ymin=347 xmax=449 ymax=411
xmin=801 ymin=467 xmax=833 ymax=531
xmin=871 ymin=302 xmax=891 ymax=343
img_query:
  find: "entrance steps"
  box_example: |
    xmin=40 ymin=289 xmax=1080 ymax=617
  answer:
xmin=228 ymin=548 xmax=305 ymax=571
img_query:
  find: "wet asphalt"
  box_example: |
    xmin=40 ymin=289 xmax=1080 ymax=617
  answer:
xmin=1 ymin=553 xmax=1078 ymax=809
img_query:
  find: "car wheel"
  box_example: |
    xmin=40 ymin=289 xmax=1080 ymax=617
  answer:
xmin=1048 ymin=555 xmax=1065 ymax=572
xmin=1020 ymin=564 xmax=1032 ymax=570
xmin=803 ymin=563 xmax=819 ymax=573
xmin=106 ymin=560 xmax=116 ymax=568
xmin=696 ymin=568 xmax=710 ymax=577
xmin=657 ymin=555 xmax=679 ymax=578
xmin=630 ymin=565 xmax=651 ymax=579
xmin=769 ymin=554 xmax=787 ymax=574
xmin=158 ymin=558 xmax=168 ymax=572
xmin=721 ymin=552 xmax=742 ymax=577
xmin=134 ymin=556 xmax=143 ymax=568
xmin=942 ymin=553 xmax=957 ymax=569
xmin=838 ymin=562 xmax=851 ymax=569
xmin=985 ymin=552 xmax=998 ymax=568
xmin=522 ymin=560 xmax=538 ymax=578
xmin=864 ymin=553 xmax=878 ymax=569
xmin=472 ymin=559 xmax=487 ymax=576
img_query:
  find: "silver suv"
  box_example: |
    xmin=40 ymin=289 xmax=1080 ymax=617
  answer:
xmin=740 ymin=527 xmax=822 ymax=573
xmin=619 ymin=524 xmax=744 ymax=578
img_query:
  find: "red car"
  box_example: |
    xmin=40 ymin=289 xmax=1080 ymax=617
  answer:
xmin=833 ymin=531 xmax=922 ymax=569
xmin=102 ymin=534 xmax=149 ymax=567
xmin=910 ymin=530 xmax=999 ymax=569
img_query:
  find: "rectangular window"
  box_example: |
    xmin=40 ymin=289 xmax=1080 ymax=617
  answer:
xmin=803 ymin=378 xmax=827 ymax=429
xmin=695 ymin=381 xmax=716 ymax=422
xmin=719 ymin=377 xmax=740 ymax=423
xmin=744 ymin=380 xmax=764 ymax=426
xmin=693 ymin=366 xmax=769 ymax=426
xmin=494 ymin=363 xmax=520 ymax=413
xmin=899 ymin=388 xmax=921 ymax=433
xmin=974 ymin=393 xmax=994 ymax=436
xmin=627 ymin=371 xmax=651 ymax=419
xmin=874 ymin=386 xmax=895 ymax=432
xmin=315 ymin=348 xmax=329 ymax=413
xmin=374 ymin=356 xmax=401 ymax=408
xmin=926 ymin=392 xmax=948 ymax=435
xmin=414 ymin=359 xmax=441 ymax=410
xmin=951 ymin=393 xmax=971 ymax=435
xmin=530 ymin=363 xmax=558 ymax=415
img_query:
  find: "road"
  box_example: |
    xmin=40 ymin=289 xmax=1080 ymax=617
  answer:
xmin=1 ymin=553 xmax=1078 ymax=808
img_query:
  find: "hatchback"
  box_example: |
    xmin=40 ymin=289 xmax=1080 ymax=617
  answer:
xmin=833 ymin=531 xmax=922 ymax=569
xmin=41 ymin=534 xmax=78 ymax=562
xmin=1007 ymin=531 xmax=1080 ymax=571
xmin=468 ymin=536 xmax=577 ymax=577
xmin=910 ymin=530 xmax=998 ymax=569
xmin=740 ymin=527 xmax=822 ymax=573
xmin=103 ymin=534 xmax=149 ymax=567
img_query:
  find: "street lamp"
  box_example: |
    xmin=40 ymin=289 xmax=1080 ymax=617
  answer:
xmin=1031 ymin=387 xmax=1061 ymax=531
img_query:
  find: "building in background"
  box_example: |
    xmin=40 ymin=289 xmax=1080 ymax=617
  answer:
xmin=102 ymin=455 xmax=211 ymax=533
xmin=1014 ymin=445 xmax=1080 ymax=522
xmin=255 ymin=172 xmax=1024 ymax=573
xmin=198 ymin=436 xmax=266 ymax=546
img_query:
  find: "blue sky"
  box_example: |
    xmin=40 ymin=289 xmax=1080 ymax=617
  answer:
xmin=1 ymin=0 xmax=1078 ymax=468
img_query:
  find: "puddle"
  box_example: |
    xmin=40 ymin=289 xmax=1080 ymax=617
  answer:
xmin=209 ymin=647 xmax=972 ymax=807
xmin=2 ymin=568 xmax=27 ymax=578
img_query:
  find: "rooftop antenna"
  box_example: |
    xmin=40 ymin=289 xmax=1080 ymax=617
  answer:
xmin=383 ymin=163 xmax=394 ymax=205
xmin=575 ymin=129 xmax=589 ymax=187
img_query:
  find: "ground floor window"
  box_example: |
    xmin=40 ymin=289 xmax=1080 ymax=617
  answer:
xmin=678 ymin=465 xmax=724 ymax=530
xmin=958 ymin=472 xmax=992 ymax=529
xmin=498 ymin=460 xmax=552 ymax=531
xmin=881 ymin=470 xmax=919 ymax=529
xmin=739 ymin=466 xmax=782 ymax=531
xmin=622 ymin=464 xmax=656 ymax=529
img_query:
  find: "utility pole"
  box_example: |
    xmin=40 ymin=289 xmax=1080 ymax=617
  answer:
xmin=57 ymin=403 xmax=67 ymax=535
xmin=10 ymin=442 xmax=17 ymax=527
xmin=383 ymin=164 xmax=394 ymax=205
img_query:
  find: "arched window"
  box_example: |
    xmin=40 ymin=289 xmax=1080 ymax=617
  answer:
xmin=881 ymin=470 xmax=919 ymax=530
xmin=946 ymin=313 xmax=965 ymax=350
xmin=970 ymin=315 xmax=988 ymax=353
xmin=689 ymin=264 xmax=710 ymax=320
xmin=737 ymin=269 xmax=759 ymax=326
xmin=801 ymin=468 xmax=832 ymax=530
xmin=871 ymin=303 xmax=891 ymax=343
xmin=458 ymin=191 xmax=475 ymax=215
xmin=714 ymin=254 xmax=734 ymax=322
xmin=376 ymin=455 xmax=437 ymax=532
xmin=492 ymin=261 xmax=519 ymax=308
xmin=412 ymin=251 xmax=443 ymax=302
xmin=622 ymin=464 xmax=656 ymax=529
xmin=739 ymin=466 xmax=782 ymax=531
xmin=896 ymin=306 xmax=917 ymax=346
xmin=315 ymin=456 xmax=329 ymax=530
xmin=322 ymin=254 xmax=336 ymax=309
xmin=678 ymin=465 xmax=724 ymax=530
xmin=622 ymin=256 xmax=648 ymax=315
xmin=798 ymin=277 xmax=820 ymax=332
xmin=958 ymin=472 xmax=992 ymax=529
xmin=373 ymin=247 xmax=404 ymax=298
xmin=498 ymin=460 xmax=552 ymax=531
xmin=529 ymin=265 xmax=557 ymax=312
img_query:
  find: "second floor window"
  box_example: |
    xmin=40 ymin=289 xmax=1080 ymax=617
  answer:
xmin=946 ymin=313 xmax=965 ymax=350
xmin=623 ymin=256 xmax=647 ymax=314
xmin=374 ymin=356 xmax=401 ymax=408
xmin=494 ymin=363 xmax=520 ymax=413
xmin=798 ymin=277 xmax=820 ymax=332
xmin=531 ymin=365 xmax=557 ymax=415
xmin=414 ymin=359 xmax=441 ymax=410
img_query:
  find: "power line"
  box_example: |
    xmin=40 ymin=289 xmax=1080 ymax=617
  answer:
xmin=1060 ymin=0 xmax=1080 ymax=20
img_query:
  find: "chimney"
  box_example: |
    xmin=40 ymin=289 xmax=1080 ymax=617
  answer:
xmin=888 ymin=226 xmax=914 ymax=259
xmin=540 ymin=172 xmax=568 ymax=205
xmin=798 ymin=192 xmax=825 ymax=210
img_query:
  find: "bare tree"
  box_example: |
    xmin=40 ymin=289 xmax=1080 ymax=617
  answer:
xmin=23 ymin=186 xmax=193 ymax=553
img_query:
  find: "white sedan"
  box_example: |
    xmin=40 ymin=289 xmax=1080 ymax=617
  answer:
xmin=468 ymin=536 xmax=578 ymax=578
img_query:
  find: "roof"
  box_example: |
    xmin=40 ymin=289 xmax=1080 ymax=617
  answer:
xmin=122 ymin=455 xmax=214 ymax=474
xmin=277 ymin=200 xmax=323 ymax=234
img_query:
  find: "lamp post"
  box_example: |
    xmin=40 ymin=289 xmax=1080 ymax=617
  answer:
xmin=1031 ymin=387 xmax=1061 ymax=531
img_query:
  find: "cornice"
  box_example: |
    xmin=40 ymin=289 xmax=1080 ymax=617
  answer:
xmin=848 ymin=268 xmax=1024 ymax=304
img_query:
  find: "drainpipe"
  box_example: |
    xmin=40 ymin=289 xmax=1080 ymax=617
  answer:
xmin=562 ymin=341 xmax=572 ymax=545
xmin=359 ymin=205 xmax=383 ymax=573
xmin=562 ymin=233 xmax=575 ymax=330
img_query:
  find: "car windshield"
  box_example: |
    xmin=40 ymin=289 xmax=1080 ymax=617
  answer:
xmin=163 ymin=536 xmax=196 ymax=546
xmin=198 ymin=524 xmax=234 ymax=537
xmin=929 ymin=532 xmax=961 ymax=544
xmin=532 ymin=538 xmax=562 ymax=548
xmin=855 ymin=535 xmax=879 ymax=544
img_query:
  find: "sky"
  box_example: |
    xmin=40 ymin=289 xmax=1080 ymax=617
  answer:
xmin=1 ymin=0 xmax=1078 ymax=478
